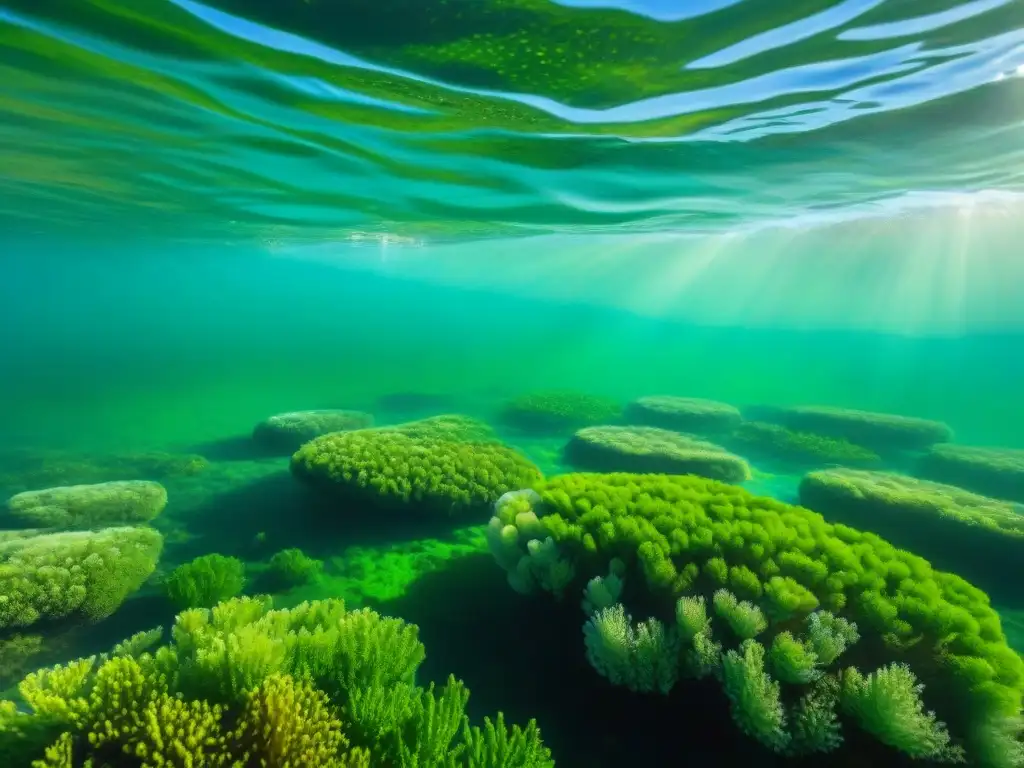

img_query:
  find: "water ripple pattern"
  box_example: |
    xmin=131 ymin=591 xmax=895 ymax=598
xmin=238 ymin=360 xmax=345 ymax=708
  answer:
xmin=0 ymin=0 xmax=1021 ymax=241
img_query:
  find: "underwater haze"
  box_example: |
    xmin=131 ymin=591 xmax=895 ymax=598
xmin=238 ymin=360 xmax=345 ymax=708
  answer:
xmin=2 ymin=1 xmax=1024 ymax=767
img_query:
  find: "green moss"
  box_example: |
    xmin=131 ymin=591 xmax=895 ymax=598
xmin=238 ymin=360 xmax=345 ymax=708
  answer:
xmin=0 ymin=526 xmax=163 ymax=630
xmin=919 ymin=444 xmax=1024 ymax=504
xmin=163 ymin=553 xmax=246 ymax=610
xmin=3 ymin=596 xmax=553 ymax=767
xmin=565 ymin=425 xmax=751 ymax=483
xmin=773 ymin=406 xmax=952 ymax=452
xmin=625 ymin=396 xmax=742 ymax=434
xmin=383 ymin=414 xmax=499 ymax=443
xmin=6 ymin=480 xmax=167 ymax=529
xmin=265 ymin=548 xmax=324 ymax=589
xmin=499 ymin=391 xmax=622 ymax=435
xmin=727 ymin=421 xmax=881 ymax=468
xmin=491 ymin=472 xmax=1023 ymax=765
xmin=292 ymin=430 xmax=542 ymax=518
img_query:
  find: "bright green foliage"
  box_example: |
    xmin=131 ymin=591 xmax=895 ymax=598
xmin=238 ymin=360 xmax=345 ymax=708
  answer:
xmin=266 ymin=547 xmax=324 ymax=588
xmin=460 ymin=712 xmax=555 ymax=768
xmin=499 ymin=391 xmax=622 ymax=435
xmin=728 ymin=421 xmax=881 ymax=468
xmin=497 ymin=472 xmax=1024 ymax=765
xmin=789 ymin=677 xmax=843 ymax=755
xmin=4 ymin=597 xmax=553 ymax=767
xmin=487 ymin=490 xmax=575 ymax=597
xmin=806 ymin=611 xmax=859 ymax=666
xmin=292 ymin=430 xmax=543 ymax=517
xmin=583 ymin=604 xmax=679 ymax=694
xmin=0 ymin=526 xmax=163 ymax=630
xmin=565 ymin=425 xmax=751 ymax=483
xmin=675 ymin=595 xmax=721 ymax=680
xmin=721 ymin=639 xmax=790 ymax=753
xmin=768 ymin=632 xmax=819 ymax=685
xmin=581 ymin=571 xmax=623 ymax=616
xmin=841 ymin=664 xmax=963 ymax=762
xmin=712 ymin=589 xmax=767 ymax=640
xmin=163 ymin=553 xmax=246 ymax=610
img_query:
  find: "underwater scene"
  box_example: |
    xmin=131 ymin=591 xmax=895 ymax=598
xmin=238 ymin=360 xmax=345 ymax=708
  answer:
xmin=2 ymin=0 xmax=1024 ymax=766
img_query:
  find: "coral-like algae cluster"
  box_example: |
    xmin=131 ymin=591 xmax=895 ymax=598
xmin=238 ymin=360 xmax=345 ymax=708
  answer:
xmin=0 ymin=596 xmax=553 ymax=768
xmin=919 ymin=444 xmax=1024 ymax=504
xmin=292 ymin=429 xmax=543 ymax=518
xmin=0 ymin=526 xmax=163 ymax=631
xmin=487 ymin=474 xmax=1024 ymax=765
xmin=499 ymin=391 xmax=622 ymax=435
xmin=382 ymin=414 xmax=499 ymax=443
xmin=565 ymin=425 xmax=751 ymax=483
xmin=625 ymin=396 xmax=742 ymax=434
xmin=726 ymin=421 xmax=881 ymax=469
xmin=162 ymin=553 xmax=247 ymax=610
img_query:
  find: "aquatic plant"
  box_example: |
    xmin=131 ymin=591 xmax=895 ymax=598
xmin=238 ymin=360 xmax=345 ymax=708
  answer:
xmin=252 ymin=409 xmax=375 ymax=453
xmin=487 ymin=474 xmax=1024 ymax=765
xmin=0 ymin=597 xmax=554 ymax=767
xmin=799 ymin=468 xmax=1024 ymax=596
xmin=726 ymin=421 xmax=881 ymax=468
xmin=292 ymin=430 xmax=542 ymax=518
xmin=564 ymin=425 xmax=751 ymax=482
xmin=162 ymin=553 xmax=246 ymax=609
xmin=499 ymin=391 xmax=622 ymax=435
xmin=918 ymin=443 xmax=1024 ymax=504
xmin=265 ymin=547 xmax=324 ymax=589
xmin=625 ymin=396 xmax=742 ymax=434
xmin=0 ymin=526 xmax=163 ymax=630
xmin=771 ymin=405 xmax=953 ymax=452
xmin=5 ymin=480 xmax=168 ymax=529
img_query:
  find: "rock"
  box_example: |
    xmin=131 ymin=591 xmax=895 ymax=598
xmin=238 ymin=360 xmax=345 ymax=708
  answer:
xmin=6 ymin=480 xmax=167 ymax=529
xmin=565 ymin=425 xmax=751 ymax=483
xmin=252 ymin=409 xmax=374 ymax=453
xmin=625 ymin=396 xmax=742 ymax=434
xmin=918 ymin=444 xmax=1024 ymax=504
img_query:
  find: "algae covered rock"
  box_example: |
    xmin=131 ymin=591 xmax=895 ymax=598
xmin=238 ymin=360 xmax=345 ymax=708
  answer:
xmin=0 ymin=526 xmax=163 ymax=629
xmin=252 ymin=409 xmax=374 ymax=453
xmin=565 ymin=425 xmax=750 ymax=483
xmin=798 ymin=468 xmax=1024 ymax=597
xmin=291 ymin=430 xmax=543 ymax=517
xmin=726 ymin=421 xmax=881 ymax=469
xmin=625 ymin=396 xmax=742 ymax=434
xmin=919 ymin=443 xmax=1024 ymax=503
xmin=5 ymin=480 xmax=167 ymax=529
xmin=774 ymin=406 xmax=952 ymax=452
xmin=489 ymin=473 xmax=1023 ymax=765
xmin=0 ymin=450 xmax=206 ymax=495
xmin=499 ymin=391 xmax=622 ymax=434
xmin=383 ymin=414 xmax=497 ymax=443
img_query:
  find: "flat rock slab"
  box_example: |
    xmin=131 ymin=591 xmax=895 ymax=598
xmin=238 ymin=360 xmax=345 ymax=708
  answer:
xmin=6 ymin=480 xmax=167 ymax=529
xmin=252 ymin=409 xmax=374 ymax=453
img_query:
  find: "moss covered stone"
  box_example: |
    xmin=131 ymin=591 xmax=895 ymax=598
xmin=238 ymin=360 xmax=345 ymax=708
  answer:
xmin=291 ymin=430 xmax=542 ymax=518
xmin=773 ymin=406 xmax=952 ymax=453
xmin=625 ymin=396 xmax=742 ymax=434
xmin=565 ymin=426 xmax=750 ymax=483
xmin=382 ymin=414 xmax=498 ymax=443
xmin=253 ymin=410 xmax=374 ymax=454
xmin=499 ymin=391 xmax=622 ymax=434
xmin=918 ymin=444 xmax=1024 ymax=504
xmin=726 ymin=422 xmax=881 ymax=469
xmin=5 ymin=480 xmax=167 ymax=530
xmin=0 ymin=526 xmax=163 ymax=630
xmin=488 ymin=473 xmax=1024 ymax=766
xmin=0 ymin=450 xmax=207 ymax=496
xmin=799 ymin=469 xmax=1024 ymax=600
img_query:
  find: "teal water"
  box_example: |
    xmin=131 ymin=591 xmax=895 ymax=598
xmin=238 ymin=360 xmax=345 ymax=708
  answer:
xmin=2 ymin=2 xmax=1024 ymax=767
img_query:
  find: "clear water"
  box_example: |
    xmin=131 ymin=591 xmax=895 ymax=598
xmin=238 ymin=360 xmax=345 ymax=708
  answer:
xmin=2 ymin=1 xmax=1024 ymax=767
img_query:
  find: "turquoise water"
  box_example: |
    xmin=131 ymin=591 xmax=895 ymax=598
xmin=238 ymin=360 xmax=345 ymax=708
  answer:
xmin=2 ymin=1 xmax=1024 ymax=767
